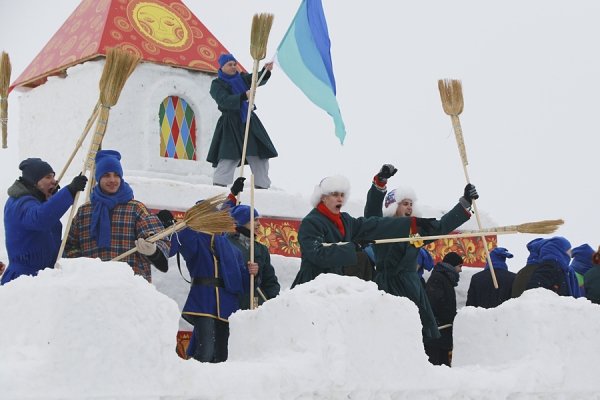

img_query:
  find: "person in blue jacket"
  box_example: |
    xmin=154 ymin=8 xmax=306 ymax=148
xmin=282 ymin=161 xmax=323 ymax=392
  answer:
xmin=157 ymin=208 xmax=257 ymax=363
xmin=466 ymin=247 xmax=516 ymax=308
xmin=1 ymin=158 xmax=87 ymax=285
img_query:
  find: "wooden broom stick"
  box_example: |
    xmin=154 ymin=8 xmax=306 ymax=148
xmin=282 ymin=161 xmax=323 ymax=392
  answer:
xmin=438 ymin=79 xmax=498 ymax=288
xmin=250 ymin=174 xmax=256 ymax=309
xmin=56 ymin=101 xmax=100 ymax=183
xmin=0 ymin=52 xmax=11 ymax=148
xmin=238 ymin=13 xmax=274 ymax=188
xmin=56 ymin=48 xmax=140 ymax=264
xmin=112 ymin=194 xmax=236 ymax=261
xmin=324 ymin=219 xmax=564 ymax=247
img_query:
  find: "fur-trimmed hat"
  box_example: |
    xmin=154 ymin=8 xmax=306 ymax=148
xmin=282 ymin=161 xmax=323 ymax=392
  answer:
xmin=19 ymin=158 xmax=55 ymax=185
xmin=383 ymin=186 xmax=417 ymax=217
xmin=95 ymin=150 xmax=123 ymax=181
xmin=442 ymin=252 xmax=463 ymax=267
xmin=230 ymin=205 xmax=259 ymax=227
xmin=218 ymin=53 xmax=236 ymax=68
xmin=310 ymin=175 xmax=350 ymax=207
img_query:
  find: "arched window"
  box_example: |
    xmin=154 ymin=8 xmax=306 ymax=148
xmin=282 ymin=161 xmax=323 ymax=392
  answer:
xmin=159 ymin=96 xmax=197 ymax=160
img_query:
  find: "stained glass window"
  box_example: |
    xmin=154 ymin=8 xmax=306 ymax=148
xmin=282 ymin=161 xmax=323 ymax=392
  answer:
xmin=159 ymin=96 xmax=197 ymax=160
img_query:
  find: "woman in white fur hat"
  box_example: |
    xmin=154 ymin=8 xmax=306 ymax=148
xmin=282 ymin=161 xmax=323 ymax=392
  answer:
xmin=292 ymin=174 xmax=426 ymax=288
xmin=364 ymin=163 xmax=479 ymax=343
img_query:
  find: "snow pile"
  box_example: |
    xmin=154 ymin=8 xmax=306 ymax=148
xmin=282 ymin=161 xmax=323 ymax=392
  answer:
xmin=0 ymin=258 xmax=187 ymax=398
xmin=454 ymin=289 xmax=600 ymax=393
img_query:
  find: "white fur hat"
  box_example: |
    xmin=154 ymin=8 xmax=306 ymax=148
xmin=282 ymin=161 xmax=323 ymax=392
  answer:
xmin=383 ymin=186 xmax=418 ymax=217
xmin=310 ymin=175 xmax=351 ymax=207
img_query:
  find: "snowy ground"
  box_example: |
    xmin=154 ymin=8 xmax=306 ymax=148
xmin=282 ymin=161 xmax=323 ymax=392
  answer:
xmin=1 ymin=258 xmax=600 ymax=399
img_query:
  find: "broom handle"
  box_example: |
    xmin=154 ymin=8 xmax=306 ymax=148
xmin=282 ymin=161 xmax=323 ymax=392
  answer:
xmin=450 ymin=115 xmax=498 ymax=288
xmin=238 ymin=60 xmax=260 ymax=189
xmin=56 ymin=106 xmax=111 ymax=264
xmin=56 ymin=102 xmax=100 ymax=183
xmin=323 ymin=230 xmax=514 ymax=246
xmin=112 ymin=222 xmax=185 ymax=261
xmin=250 ymin=174 xmax=256 ymax=310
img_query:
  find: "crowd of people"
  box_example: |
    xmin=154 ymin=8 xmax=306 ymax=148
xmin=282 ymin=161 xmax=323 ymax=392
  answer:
xmin=2 ymin=54 xmax=600 ymax=367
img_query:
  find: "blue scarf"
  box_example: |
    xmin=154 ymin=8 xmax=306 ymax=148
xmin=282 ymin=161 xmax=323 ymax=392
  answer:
xmin=218 ymin=69 xmax=251 ymax=123
xmin=90 ymin=181 xmax=134 ymax=249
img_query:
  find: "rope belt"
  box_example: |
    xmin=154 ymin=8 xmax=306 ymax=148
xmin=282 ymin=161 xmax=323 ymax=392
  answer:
xmin=191 ymin=277 xmax=224 ymax=288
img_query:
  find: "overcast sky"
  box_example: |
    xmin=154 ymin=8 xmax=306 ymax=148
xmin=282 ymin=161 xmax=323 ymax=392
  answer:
xmin=1 ymin=0 xmax=598 ymax=267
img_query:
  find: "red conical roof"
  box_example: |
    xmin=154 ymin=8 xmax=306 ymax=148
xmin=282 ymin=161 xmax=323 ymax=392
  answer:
xmin=11 ymin=0 xmax=232 ymax=90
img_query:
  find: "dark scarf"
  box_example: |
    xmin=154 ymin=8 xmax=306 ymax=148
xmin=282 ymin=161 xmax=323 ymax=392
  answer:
xmin=434 ymin=262 xmax=460 ymax=287
xmin=218 ymin=69 xmax=251 ymax=123
xmin=317 ymin=202 xmax=345 ymax=237
xmin=90 ymin=181 xmax=134 ymax=249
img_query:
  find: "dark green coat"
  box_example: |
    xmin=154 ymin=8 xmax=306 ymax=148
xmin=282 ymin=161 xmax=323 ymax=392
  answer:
xmin=206 ymin=70 xmax=278 ymax=167
xmin=584 ymin=266 xmax=600 ymax=304
xmin=292 ymin=207 xmax=417 ymax=288
xmin=227 ymin=233 xmax=280 ymax=310
xmin=364 ymin=184 xmax=471 ymax=341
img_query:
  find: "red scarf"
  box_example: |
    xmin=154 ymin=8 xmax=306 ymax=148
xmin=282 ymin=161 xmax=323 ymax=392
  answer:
xmin=317 ymin=202 xmax=346 ymax=237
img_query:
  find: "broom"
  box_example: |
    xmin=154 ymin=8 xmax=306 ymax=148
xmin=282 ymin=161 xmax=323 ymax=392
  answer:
xmin=56 ymin=47 xmax=140 ymax=263
xmin=0 ymin=52 xmax=11 ymax=149
xmin=249 ymin=174 xmax=257 ymax=309
xmin=112 ymin=194 xmax=236 ymax=261
xmin=238 ymin=13 xmax=274 ymax=188
xmin=323 ymin=219 xmax=564 ymax=246
xmin=438 ymin=79 xmax=498 ymax=288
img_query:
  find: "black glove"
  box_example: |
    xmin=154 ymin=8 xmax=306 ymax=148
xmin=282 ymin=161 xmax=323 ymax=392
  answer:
xmin=377 ymin=164 xmax=398 ymax=181
xmin=355 ymin=239 xmax=375 ymax=250
xmin=157 ymin=209 xmax=176 ymax=228
xmin=462 ymin=183 xmax=479 ymax=206
xmin=67 ymin=174 xmax=88 ymax=197
xmin=231 ymin=177 xmax=246 ymax=196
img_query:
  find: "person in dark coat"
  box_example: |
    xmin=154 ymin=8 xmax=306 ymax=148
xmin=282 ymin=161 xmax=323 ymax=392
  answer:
xmin=364 ymin=164 xmax=477 ymax=342
xmin=206 ymin=53 xmax=278 ymax=189
xmin=584 ymin=248 xmax=600 ymax=304
xmin=425 ymin=252 xmax=463 ymax=366
xmin=570 ymin=243 xmax=594 ymax=297
xmin=466 ymin=247 xmax=516 ymax=308
xmin=291 ymin=174 xmax=443 ymax=288
xmin=1 ymin=158 xmax=87 ymax=285
xmin=525 ymin=236 xmax=575 ymax=297
xmin=227 ymin=204 xmax=280 ymax=309
xmin=511 ymin=238 xmax=544 ymax=298
xmin=157 ymin=209 xmax=257 ymax=363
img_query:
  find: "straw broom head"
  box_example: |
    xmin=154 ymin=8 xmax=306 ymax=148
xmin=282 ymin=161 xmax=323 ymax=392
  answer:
xmin=183 ymin=194 xmax=236 ymax=234
xmin=99 ymin=47 xmax=140 ymax=108
xmin=438 ymin=79 xmax=464 ymax=116
xmin=250 ymin=13 xmax=274 ymax=61
xmin=0 ymin=52 xmax=11 ymax=149
xmin=514 ymin=219 xmax=564 ymax=234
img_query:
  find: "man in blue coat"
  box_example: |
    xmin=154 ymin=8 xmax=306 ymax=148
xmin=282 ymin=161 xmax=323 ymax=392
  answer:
xmin=1 ymin=158 xmax=87 ymax=285
xmin=466 ymin=247 xmax=516 ymax=308
xmin=157 ymin=209 xmax=257 ymax=363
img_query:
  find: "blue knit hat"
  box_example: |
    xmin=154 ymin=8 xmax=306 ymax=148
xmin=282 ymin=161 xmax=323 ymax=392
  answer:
xmin=526 ymin=238 xmax=545 ymax=265
xmin=570 ymin=243 xmax=594 ymax=276
xmin=95 ymin=150 xmax=123 ymax=181
xmin=487 ymin=247 xmax=513 ymax=270
xmin=19 ymin=158 xmax=55 ymax=185
xmin=538 ymin=236 xmax=572 ymax=268
xmin=230 ymin=205 xmax=259 ymax=227
xmin=218 ymin=53 xmax=236 ymax=68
